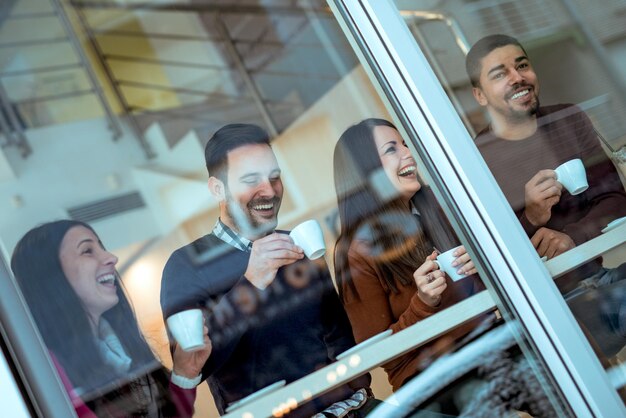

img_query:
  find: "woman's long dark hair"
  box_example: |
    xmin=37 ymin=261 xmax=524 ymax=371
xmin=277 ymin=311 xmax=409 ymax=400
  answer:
xmin=333 ymin=119 xmax=457 ymax=301
xmin=11 ymin=220 xmax=175 ymax=415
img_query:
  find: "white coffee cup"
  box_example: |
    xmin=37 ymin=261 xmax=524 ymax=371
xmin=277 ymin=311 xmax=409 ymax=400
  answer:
xmin=166 ymin=309 xmax=205 ymax=352
xmin=554 ymin=158 xmax=588 ymax=195
xmin=433 ymin=246 xmax=466 ymax=282
xmin=289 ymin=219 xmax=326 ymax=260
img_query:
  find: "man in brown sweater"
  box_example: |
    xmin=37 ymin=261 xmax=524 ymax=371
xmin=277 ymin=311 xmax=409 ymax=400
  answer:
xmin=465 ymin=34 xmax=626 ymax=293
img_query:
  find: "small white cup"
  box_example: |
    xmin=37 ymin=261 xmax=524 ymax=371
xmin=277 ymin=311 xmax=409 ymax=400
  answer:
xmin=166 ymin=309 xmax=205 ymax=352
xmin=433 ymin=246 xmax=466 ymax=282
xmin=554 ymin=158 xmax=588 ymax=195
xmin=289 ymin=219 xmax=326 ymax=260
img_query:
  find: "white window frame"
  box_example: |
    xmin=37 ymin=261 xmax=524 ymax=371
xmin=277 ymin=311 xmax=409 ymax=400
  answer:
xmin=0 ymin=256 xmax=76 ymax=417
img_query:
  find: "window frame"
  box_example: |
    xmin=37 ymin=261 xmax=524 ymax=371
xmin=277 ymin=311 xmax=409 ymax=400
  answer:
xmin=0 ymin=256 xmax=76 ymax=417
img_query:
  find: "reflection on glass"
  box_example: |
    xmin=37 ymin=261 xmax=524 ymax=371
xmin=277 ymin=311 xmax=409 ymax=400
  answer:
xmin=372 ymin=322 xmax=558 ymax=418
xmin=0 ymin=0 xmax=610 ymax=416
xmin=464 ymin=35 xmax=626 ymax=380
xmin=397 ymin=0 xmax=626 ymax=406
xmin=10 ymin=221 xmax=209 ymax=417
xmin=331 ymin=118 xmax=562 ymax=416
xmin=564 ymin=243 xmax=626 ymax=366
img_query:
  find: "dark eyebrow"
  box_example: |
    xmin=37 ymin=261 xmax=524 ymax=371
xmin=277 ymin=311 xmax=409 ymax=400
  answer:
xmin=378 ymin=140 xmax=397 ymax=150
xmin=239 ymin=169 xmax=281 ymax=181
xmin=239 ymin=173 xmax=260 ymax=181
xmin=487 ymin=64 xmax=505 ymax=76
xmin=76 ymin=238 xmax=95 ymax=249
xmin=487 ymin=56 xmax=528 ymax=76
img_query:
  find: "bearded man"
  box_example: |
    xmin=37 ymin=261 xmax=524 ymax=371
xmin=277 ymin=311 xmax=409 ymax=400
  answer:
xmin=160 ymin=123 xmax=373 ymax=417
xmin=466 ymin=34 xmax=626 ymax=293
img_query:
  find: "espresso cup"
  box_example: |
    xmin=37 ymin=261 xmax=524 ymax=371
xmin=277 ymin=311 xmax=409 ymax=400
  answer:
xmin=166 ymin=309 xmax=205 ymax=352
xmin=554 ymin=159 xmax=588 ymax=195
xmin=289 ymin=219 xmax=326 ymax=259
xmin=433 ymin=246 xmax=466 ymax=282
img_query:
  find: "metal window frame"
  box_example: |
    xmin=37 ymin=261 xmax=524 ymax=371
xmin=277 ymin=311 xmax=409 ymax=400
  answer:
xmin=328 ymin=0 xmax=625 ymax=416
xmin=0 ymin=255 xmax=77 ymax=417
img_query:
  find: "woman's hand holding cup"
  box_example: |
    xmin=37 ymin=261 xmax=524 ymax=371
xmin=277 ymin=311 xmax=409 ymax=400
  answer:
xmin=172 ymin=325 xmax=212 ymax=379
xmin=413 ymin=251 xmax=447 ymax=307
xmin=450 ymin=245 xmax=477 ymax=276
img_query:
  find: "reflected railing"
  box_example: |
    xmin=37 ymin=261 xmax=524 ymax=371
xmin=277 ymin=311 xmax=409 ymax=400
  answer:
xmin=61 ymin=0 xmax=626 ymax=161
xmin=0 ymin=82 xmax=29 ymax=155
xmin=0 ymin=0 xmax=121 ymax=157
xmin=68 ymin=0 xmax=354 ymax=158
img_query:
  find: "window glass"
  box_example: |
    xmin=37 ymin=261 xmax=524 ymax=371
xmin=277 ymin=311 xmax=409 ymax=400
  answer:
xmin=395 ymin=0 xmax=626 ymax=406
xmin=0 ymin=0 xmax=592 ymax=417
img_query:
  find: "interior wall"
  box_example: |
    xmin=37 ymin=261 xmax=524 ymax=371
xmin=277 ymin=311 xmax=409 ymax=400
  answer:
xmin=0 ymin=117 xmax=157 ymax=253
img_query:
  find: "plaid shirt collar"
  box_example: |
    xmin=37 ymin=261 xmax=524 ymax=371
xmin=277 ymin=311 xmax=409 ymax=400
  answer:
xmin=212 ymin=219 xmax=253 ymax=252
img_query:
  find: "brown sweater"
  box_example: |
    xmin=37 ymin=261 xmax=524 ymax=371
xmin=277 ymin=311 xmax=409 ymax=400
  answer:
xmin=475 ymin=104 xmax=626 ymax=291
xmin=343 ymin=239 xmax=486 ymax=391
xmin=475 ymin=104 xmax=626 ymax=245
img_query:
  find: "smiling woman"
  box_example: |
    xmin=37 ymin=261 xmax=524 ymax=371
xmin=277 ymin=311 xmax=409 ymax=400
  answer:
xmin=332 ymin=118 xmax=489 ymax=395
xmin=374 ymin=124 xmax=422 ymax=201
xmin=59 ymin=226 xmax=120 ymax=325
xmin=10 ymin=220 xmax=211 ymax=418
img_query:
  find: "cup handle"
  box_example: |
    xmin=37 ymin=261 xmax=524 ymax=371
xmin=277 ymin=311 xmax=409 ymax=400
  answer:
xmin=432 ymin=260 xmax=440 ymax=270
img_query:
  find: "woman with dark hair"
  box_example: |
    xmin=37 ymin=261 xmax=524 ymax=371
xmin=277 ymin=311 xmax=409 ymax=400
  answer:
xmin=333 ymin=118 xmax=487 ymax=391
xmin=11 ymin=220 xmax=211 ymax=417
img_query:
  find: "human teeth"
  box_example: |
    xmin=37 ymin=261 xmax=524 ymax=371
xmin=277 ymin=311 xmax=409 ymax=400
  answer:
xmin=511 ymin=90 xmax=529 ymax=100
xmin=97 ymin=274 xmax=116 ymax=285
xmin=253 ymin=204 xmax=272 ymax=210
xmin=398 ymin=166 xmax=416 ymax=176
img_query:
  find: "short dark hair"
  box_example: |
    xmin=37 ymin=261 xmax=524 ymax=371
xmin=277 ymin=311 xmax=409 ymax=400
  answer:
xmin=204 ymin=123 xmax=271 ymax=180
xmin=465 ymin=34 xmax=527 ymax=87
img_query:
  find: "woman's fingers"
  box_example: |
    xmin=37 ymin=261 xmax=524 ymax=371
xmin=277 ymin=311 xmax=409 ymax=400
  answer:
xmin=452 ymin=245 xmax=478 ymax=275
xmin=414 ymin=259 xmax=438 ymax=277
xmin=416 ymin=270 xmax=445 ymax=292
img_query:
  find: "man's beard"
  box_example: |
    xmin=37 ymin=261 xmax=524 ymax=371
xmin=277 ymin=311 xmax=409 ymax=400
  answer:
xmin=503 ymin=85 xmax=540 ymax=122
xmin=224 ymin=195 xmax=281 ymax=238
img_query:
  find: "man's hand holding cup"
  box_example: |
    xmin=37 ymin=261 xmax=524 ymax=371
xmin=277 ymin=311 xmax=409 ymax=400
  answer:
xmin=244 ymin=233 xmax=304 ymax=289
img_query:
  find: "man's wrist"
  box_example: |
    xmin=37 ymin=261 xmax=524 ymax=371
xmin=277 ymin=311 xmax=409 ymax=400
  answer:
xmin=520 ymin=211 xmax=541 ymax=235
xmin=171 ymin=370 xmax=202 ymax=389
xmin=524 ymin=210 xmax=541 ymax=226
